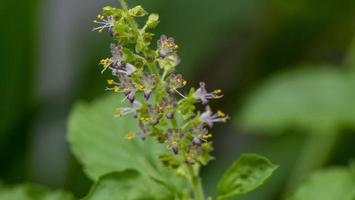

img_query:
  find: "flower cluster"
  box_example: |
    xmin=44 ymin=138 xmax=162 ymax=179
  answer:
xmin=93 ymin=5 xmax=228 ymax=168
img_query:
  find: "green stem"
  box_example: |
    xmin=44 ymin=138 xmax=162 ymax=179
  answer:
xmin=119 ymin=0 xmax=162 ymax=84
xmin=187 ymin=165 xmax=204 ymax=200
xmin=119 ymin=0 xmax=139 ymax=31
xmin=118 ymin=2 xmax=204 ymax=199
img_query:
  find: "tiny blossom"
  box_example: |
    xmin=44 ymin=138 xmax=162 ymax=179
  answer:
xmin=110 ymin=44 xmax=125 ymax=68
xmin=115 ymin=100 xmax=141 ymax=117
xmin=193 ymin=82 xmax=223 ymax=105
xmin=166 ymin=73 xmax=186 ymax=92
xmin=159 ymin=98 xmax=177 ymax=119
xmin=113 ymin=63 xmax=137 ymax=76
xmin=138 ymin=121 xmax=150 ymax=140
xmin=100 ymin=58 xmax=113 ymax=73
xmin=140 ymin=74 xmax=156 ymax=100
xmin=119 ymin=75 xmax=137 ymax=103
xmin=93 ymin=15 xmax=115 ymax=33
xmin=125 ymin=131 xmax=136 ymax=140
xmin=190 ymin=124 xmax=211 ymax=146
xmin=199 ymin=106 xmax=229 ymax=128
xmin=165 ymin=129 xmax=184 ymax=154
xmin=157 ymin=35 xmax=178 ymax=57
xmin=146 ymin=104 xmax=161 ymax=125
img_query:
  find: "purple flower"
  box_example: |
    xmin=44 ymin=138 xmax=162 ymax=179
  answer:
xmin=166 ymin=73 xmax=186 ymax=93
xmin=138 ymin=121 xmax=150 ymax=140
xmin=157 ymin=35 xmax=178 ymax=57
xmin=92 ymin=15 xmax=115 ymax=33
xmin=119 ymin=75 xmax=137 ymax=103
xmin=110 ymin=43 xmax=124 ymax=67
xmin=165 ymin=129 xmax=183 ymax=155
xmin=140 ymin=74 xmax=156 ymax=100
xmin=146 ymin=104 xmax=161 ymax=125
xmin=159 ymin=98 xmax=177 ymax=119
xmin=115 ymin=100 xmax=142 ymax=117
xmin=193 ymin=82 xmax=223 ymax=105
xmin=200 ymin=106 xmax=229 ymax=128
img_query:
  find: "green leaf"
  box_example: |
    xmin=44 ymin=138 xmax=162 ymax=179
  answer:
xmin=288 ymin=167 xmax=355 ymax=200
xmin=217 ymin=154 xmax=278 ymax=200
xmin=239 ymin=67 xmax=355 ymax=134
xmin=67 ymin=94 xmax=189 ymax=195
xmin=83 ymin=169 xmax=172 ymax=200
xmin=0 ymin=184 xmax=75 ymax=200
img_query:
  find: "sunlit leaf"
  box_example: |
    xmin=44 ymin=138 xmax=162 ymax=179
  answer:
xmin=288 ymin=167 xmax=355 ymax=200
xmin=0 ymin=184 xmax=75 ymax=200
xmin=217 ymin=154 xmax=278 ymax=200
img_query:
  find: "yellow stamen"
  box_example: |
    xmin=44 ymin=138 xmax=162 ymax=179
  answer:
xmin=183 ymin=80 xmax=187 ymax=86
xmin=115 ymin=108 xmax=123 ymax=116
xmin=97 ymin=14 xmax=104 ymax=20
xmin=124 ymin=87 xmax=130 ymax=93
xmin=125 ymin=131 xmax=136 ymax=140
xmin=114 ymin=86 xmax=120 ymax=93
xmin=107 ymin=79 xmax=114 ymax=85
xmin=202 ymin=134 xmax=212 ymax=139
xmin=172 ymin=141 xmax=177 ymax=145
xmin=217 ymin=110 xmax=226 ymax=117
xmin=214 ymin=89 xmax=222 ymax=94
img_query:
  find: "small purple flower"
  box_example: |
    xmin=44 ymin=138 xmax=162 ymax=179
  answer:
xmin=200 ymin=106 xmax=229 ymax=128
xmin=193 ymin=82 xmax=223 ymax=105
xmin=166 ymin=73 xmax=186 ymax=93
xmin=165 ymin=129 xmax=183 ymax=155
xmin=92 ymin=15 xmax=115 ymax=33
xmin=140 ymin=74 xmax=156 ymax=100
xmin=159 ymin=98 xmax=177 ymax=119
xmin=110 ymin=43 xmax=124 ymax=67
xmin=192 ymin=137 xmax=201 ymax=146
xmin=138 ymin=121 xmax=150 ymax=140
xmin=157 ymin=35 xmax=178 ymax=57
xmin=115 ymin=63 xmax=137 ymax=76
xmin=147 ymin=104 xmax=161 ymax=125
xmin=115 ymin=100 xmax=142 ymax=117
xmin=119 ymin=75 xmax=137 ymax=103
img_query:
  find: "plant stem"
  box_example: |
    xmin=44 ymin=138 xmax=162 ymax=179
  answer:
xmin=187 ymin=165 xmax=204 ymax=200
xmin=118 ymin=1 xmax=204 ymax=199
xmin=119 ymin=0 xmax=140 ymax=32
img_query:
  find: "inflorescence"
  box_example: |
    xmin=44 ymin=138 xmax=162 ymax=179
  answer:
xmin=93 ymin=5 xmax=229 ymax=168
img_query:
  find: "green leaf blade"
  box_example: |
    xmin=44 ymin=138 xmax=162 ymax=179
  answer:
xmin=67 ymin=95 xmax=189 ymax=195
xmin=83 ymin=170 xmax=172 ymax=200
xmin=217 ymin=154 xmax=278 ymax=200
xmin=288 ymin=167 xmax=355 ymax=200
xmin=239 ymin=68 xmax=355 ymax=134
xmin=0 ymin=184 xmax=75 ymax=200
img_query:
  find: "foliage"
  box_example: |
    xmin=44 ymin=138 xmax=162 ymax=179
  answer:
xmin=239 ymin=67 xmax=355 ymax=134
xmin=67 ymin=94 xmax=188 ymax=195
xmin=217 ymin=154 xmax=278 ymax=200
xmin=0 ymin=184 xmax=74 ymax=200
xmin=83 ymin=170 xmax=172 ymax=200
xmin=289 ymin=166 xmax=355 ymax=200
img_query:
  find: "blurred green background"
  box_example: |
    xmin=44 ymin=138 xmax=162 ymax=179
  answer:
xmin=1 ymin=0 xmax=355 ymax=199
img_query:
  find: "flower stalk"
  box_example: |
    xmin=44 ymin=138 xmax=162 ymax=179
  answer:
xmin=93 ymin=0 xmax=229 ymax=198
